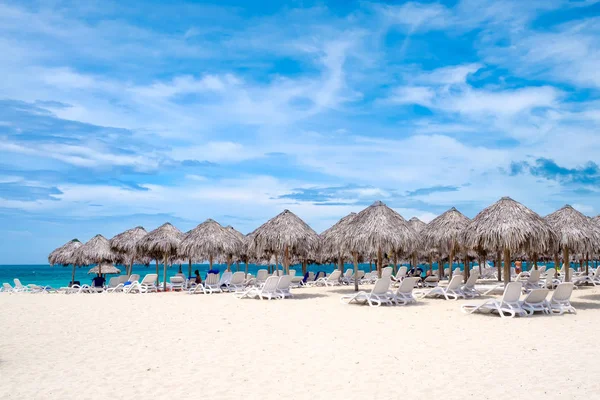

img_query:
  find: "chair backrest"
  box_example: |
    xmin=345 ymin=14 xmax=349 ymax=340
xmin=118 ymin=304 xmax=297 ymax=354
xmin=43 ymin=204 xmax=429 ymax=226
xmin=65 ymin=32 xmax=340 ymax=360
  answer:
xmin=107 ymin=277 xmax=120 ymax=288
xmin=447 ymin=275 xmax=463 ymax=290
xmin=307 ymin=271 xmax=315 ymax=281
xmin=230 ymin=271 xmax=245 ymax=284
xmin=372 ymin=277 xmax=391 ymax=295
xmin=501 ymin=282 xmax=522 ymax=303
xmin=315 ymin=271 xmax=325 ymax=280
xmin=262 ymin=276 xmax=280 ymax=292
xmin=205 ymin=273 xmax=219 ymax=285
xmin=288 ymin=269 xmax=296 ymax=277
xmin=272 ymin=270 xmax=283 ymax=277
xmin=397 ymin=266 xmax=407 ymax=279
xmin=328 ymin=269 xmax=342 ymax=281
xmin=397 ymin=277 xmax=419 ymax=294
xmin=220 ymin=271 xmax=233 ymax=284
xmin=552 ymin=283 xmax=574 ymax=302
xmin=3 ymin=283 xmax=13 ymax=291
xmin=538 ymin=266 xmax=547 ymax=274
xmin=128 ymin=274 xmax=140 ymax=283
xmin=170 ymin=276 xmax=185 ymax=284
xmin=356 ymin=271 xmax=365 ymax=280
xmin=464 ymin=270 xmax=479 ymax=287
xmin=140 ymin=274 xmax=158 ymax=285
xmin=117 ymin=275 xmax=129 ymax=284
xmin=256 ymin=269 xmax=268 ymax=282
xmin=277 ymin=275 xmax=292 ymax=289
xmin=344 ymin=269 xmax=353 ymax=279
xmin=14 ymin=278 xmax=24 ymax=288
xmin=523 ymin=288 xmax=549 ymax=304
xmin=453 ymin=268 xmax=462 ymax=276
xmin=527 ymin=269 xmax=541 ymax=283
xmin=381 ymin=266 xmax=393 ymax=278
xmin=594 ymin=268 xmax=600 ymax=278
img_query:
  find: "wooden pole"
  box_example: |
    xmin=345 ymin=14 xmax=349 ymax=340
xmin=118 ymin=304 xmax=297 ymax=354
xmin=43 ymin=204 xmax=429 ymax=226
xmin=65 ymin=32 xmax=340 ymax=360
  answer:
xmin=478 ymin=256 xmax=482 ymax=276
xmin=284 ymin=245 xmax=289 ymax=275
xmin=163 ymin=254 xmax=168 ymax=291
xmin=393 ymin=252 xmax=398 ymax=275
xmin=71 ymin=264 xmax=76 ymax=284
xmin=564 ymin=246 xmax=570 ymax=282
xmin=429 ymin=254 xmax=433 ymax=275
xmin=503 ymin=248 xmax=511 ymax=285
xmin=496 ymin=251 xmax=502 ymax=282
xmin=338 ymin=257 xmax=344 ymax=274
xmin=236 ymin=261 xmax=240 ymax=272
xmin=586 ymin=253 xmax=589 ymax=276
xmin=302 ymin=260 xmax=307 ymax=275
xmin=463 ymin=251 xmax=469 ymax=283
xmin=369 ymin=260 xmax=372 ymax=272
xmin=275 ymin=252 xmax=279 ymax=274
xmin=448 ymin=249 xmax=454 ymax=280
xmin=438 ymin=256 xmax=443 ymax=280
xmin=227 ymin=254 xmax=232 ymax=272
xmin=353 ymin=252 xmax=359 ymax=292
xmin=377 ymin=247 xmax=383 ymax=278
xmin=245 ymin=260 xmax=248 ymax=277
xmin=155 ymin=259 xmax=159 ymax=285
xmin=188 ymin=259 xmax=192 ymax=278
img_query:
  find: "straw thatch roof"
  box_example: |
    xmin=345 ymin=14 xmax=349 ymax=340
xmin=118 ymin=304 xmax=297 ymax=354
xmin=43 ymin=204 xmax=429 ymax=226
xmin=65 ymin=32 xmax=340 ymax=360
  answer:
xmin=338 ymin=201 xmax=417 ymax=255
xmin=88 ymin=262 xmax=121 ymax=275
xmin=225 ymin=225 xmax=249 ymax=262
xmin=109 ymin=226 xmax=147 ymax=263
xmin=320 ymin=212 xmax=356 ymax=261
xmin=247 ymin=210 xmax=320 ymax=257
xmin=178 ymin=219 xmax=243 ymax=261
xmin=48 ymin=239 xmax=81 ymax=266
xmin=408 ymin=217 xmax=427 ymax=233
xmin=462 ymin=197 xmax=557 ymax=254
xmin=74 ymin=234 xmax=114 ymax=266
xmin=421 ymin=207 xmax=469 ymax=254
xmin=136 ymin=222 xmax=184 ymax=259
xmin=545 ymin=205 xmax=598 ymax=254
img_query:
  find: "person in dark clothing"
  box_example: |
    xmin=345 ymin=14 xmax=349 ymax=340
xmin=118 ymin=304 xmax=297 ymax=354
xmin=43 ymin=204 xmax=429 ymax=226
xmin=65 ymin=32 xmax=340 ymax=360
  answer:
xmin=408 ymin=266 xmax=424 ymax=278
xmin=194 ymin=269 xmax=202 ymax=284
xmin=91 ymin=274 xmax=105 ymax=288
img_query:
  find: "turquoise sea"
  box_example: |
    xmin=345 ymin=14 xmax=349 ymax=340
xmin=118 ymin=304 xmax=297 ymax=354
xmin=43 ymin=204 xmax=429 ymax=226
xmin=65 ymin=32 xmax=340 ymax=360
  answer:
xmin=0 ymin=261 xmax=562 ymax=288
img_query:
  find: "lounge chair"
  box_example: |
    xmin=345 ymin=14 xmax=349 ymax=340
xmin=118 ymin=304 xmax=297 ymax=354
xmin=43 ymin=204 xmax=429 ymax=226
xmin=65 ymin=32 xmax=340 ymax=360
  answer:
xmin=340 ymin=277 xmax=392 ymax=307
xmin=381 ymin=266 xmax=393 ymax=279
xmin=461 ymin=282 xmax=526 ymax=318
xmin=2 ymin=282 xmax=14 ymax=293
xmin=388 ymin=277 xmax=420 ymax=305
xmin=540 ymin=268 xmax=560 ymax=289
xmin=13 ymin=279 xmax=30 ymax=292
xmin=549 ymin=283 xmax=576 ymax=315
xmin=254 ymin=269 xmax=269 ymax=287
xmin=573 ymin=267 xmax=600 ymax=286
xmin=189 ymin=273 xmax=221 ymax=294
xmin=311 ymin=269 xmax=342 ymax=287
xmin=522 ymin=269 xmax=541 ymax=292
xmin=225 ymin=271 xmax=246 ymax=292
xmin=235 ymin=276 xmax=280 ymax=300
xmin=391 ymin=266 xmax=407 ymax=284
xmin=275 ymin=275 xmax=293 ymax=299
xmin=421 ymin=275 xmax=465 ymax=300
xmin=461 ymin=270 xmax=480 ymax=298
xmin=169 ymin=276 xmax=186 ymax=291
xmin=520 ymin=289 xmax=550 ymax=315
xmin=106 ymin=277 xmax=120 ymax=291
xmin=341 ymin=269 xmax=354 ymax=285
xmin=359 ymin=272 xmax=375 ymax=284
xmin=422 ymin=275 xmax=439 ymax=288
xmin=125 ymin=274 xmax=158 ymax=293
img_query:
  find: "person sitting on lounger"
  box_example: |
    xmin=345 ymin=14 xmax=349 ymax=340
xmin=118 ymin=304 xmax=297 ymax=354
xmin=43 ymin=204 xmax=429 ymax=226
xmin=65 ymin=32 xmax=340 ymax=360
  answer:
xmin=408 ymin=266 xmax=424 ymax=278
xmin=91 ymin=274 xmax=105 ymax=288
xmin=194 ymin=270 xmax=202 ymax=284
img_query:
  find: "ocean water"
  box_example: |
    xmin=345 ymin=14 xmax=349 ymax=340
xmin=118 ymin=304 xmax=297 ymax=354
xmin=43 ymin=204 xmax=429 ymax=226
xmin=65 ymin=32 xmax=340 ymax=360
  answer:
xmin=0 ymin=261 xmax=564 ymax=288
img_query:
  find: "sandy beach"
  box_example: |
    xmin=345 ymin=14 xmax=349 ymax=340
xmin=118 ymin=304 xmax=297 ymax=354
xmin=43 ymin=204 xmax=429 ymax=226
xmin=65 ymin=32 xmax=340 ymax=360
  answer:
xmin=1 ymin=285 xmax=600 ymax=400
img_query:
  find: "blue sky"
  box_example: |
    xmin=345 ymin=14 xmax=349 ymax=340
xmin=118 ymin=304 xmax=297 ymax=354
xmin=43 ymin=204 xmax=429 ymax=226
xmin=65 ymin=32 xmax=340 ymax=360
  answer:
xmin=1 ymin=0 xmax=600 ymax=263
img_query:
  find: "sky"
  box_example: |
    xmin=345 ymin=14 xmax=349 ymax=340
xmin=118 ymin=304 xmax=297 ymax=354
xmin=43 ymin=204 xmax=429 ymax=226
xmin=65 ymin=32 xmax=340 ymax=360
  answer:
xmin=1 ymin=0 xmax=600 ymax=263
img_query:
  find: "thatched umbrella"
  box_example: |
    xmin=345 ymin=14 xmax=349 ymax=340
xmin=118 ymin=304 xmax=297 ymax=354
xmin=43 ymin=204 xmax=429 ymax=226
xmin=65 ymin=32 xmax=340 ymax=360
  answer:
xmin=136 ymin=223 xmax=184 ymax=290
xmin=462 ymin=197 xmax=557 ymax=285
xmin=339 ymin=201 xmax=417 ymax=291
xmin=178 ymin=219 xmax=243 ymax=274
xmin=408 ymin=217 xmax=427 ymax=274
xmin=247 ymin=210 xmax=320 ymax=275
xmin=321 ymin=212 xmax=357 ymax=275
xmin=73 ymin=234 xmax=114 ymax=275
xmin=88 ymin=262 xmax=121 ymax=275
xmin=545 ymin=205 xmax=598 ymax=282
xmin=48 ymin=239 xmax=82 ymax=284
xmin=421 ymin=207 xmax=470 ymax=281
xmin=109 ymin=226 xmax=147 ymax=276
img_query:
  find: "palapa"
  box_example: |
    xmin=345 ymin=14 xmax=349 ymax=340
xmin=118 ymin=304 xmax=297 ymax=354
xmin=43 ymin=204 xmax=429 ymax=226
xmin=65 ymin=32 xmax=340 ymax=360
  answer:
xmin=321 ymin=212 xmax=357 ymax=272
xmin=88 ymin=262 xmax=121 ymax=275
xmin=48 ymin=239 xmax=82 ymax=284
xmin=339 ymin=201 xmax=417 ymax=291
xmin=136 ymin=223 xmax=184 ymax=290
xmin=421 ymin=207 xmax=470 ymax=281
xmin=247 ymin=210 xmax=320 ymax=275
xmin=462 ymin=197 xmax=557 ymax=284
xmin=73 ymin=234 xmax=114 ymax=277
xmin=545 ymin=205 xmax=599 ymax=281
xmin=109 ymin=226 xmax=147 ymax=276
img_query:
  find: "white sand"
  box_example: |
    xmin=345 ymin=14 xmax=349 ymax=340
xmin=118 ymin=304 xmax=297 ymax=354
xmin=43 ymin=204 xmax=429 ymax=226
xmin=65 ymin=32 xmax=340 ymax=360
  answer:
xmin=1 ymin=284 xmax=600 ymax=399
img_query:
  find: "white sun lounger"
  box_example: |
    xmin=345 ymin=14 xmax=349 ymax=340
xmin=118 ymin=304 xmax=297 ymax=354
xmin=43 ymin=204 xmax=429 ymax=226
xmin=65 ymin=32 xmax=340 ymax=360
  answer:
xmin=340 ymin=269 xmax=353 ymax=285
xmin=340 ymin=277 xmax=392 ymax=307
xmin=391 ymin=266 xmax=408 ymax=284
xmin=461 ymin=270 xmax=480 ymax=298
xmin=381 ymin=266 xmax=393 ymax=279
xmin=169 ymin=275 xmax=186 ymax=291
xmin=189 ymin=273 xmax=221 ymax=294
xmin=235 ymin=276 xmax=280 ymax=300
xmin=573 ymin=267 xmax=600 ymax=286
xmin=311 ymin=269 xmax=342 ymax=287
xmin=549 ymin=283 xmax=576 ymax=315
xmin=461 ymin=282 xmax=526 ymax=318
xmin=388 ymin=277 xmax=420 ymax=305
xmin=13 ymin=279 xmax=30 ymax=292
xmin=2 ymin=282 xmax=15 ymax=293
xmin=520 ymin=289 xmax=550 ymax=315
xmin=275 ymin=275 xmax=293 ymax=299
xmin=254 ymin=269 xmax=269 ymax=287
xmin=125 ymin=274 xmax=158 ymax=293
xmin=224 ymin=271 xmax=246 ymax=292
xmin=540 ymin=268 xmax=560 ymax=289
xmin=421 ymin=275 xmax=465 ymax=300
xmin=522 ymin=269 xmax=541 ymax=292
